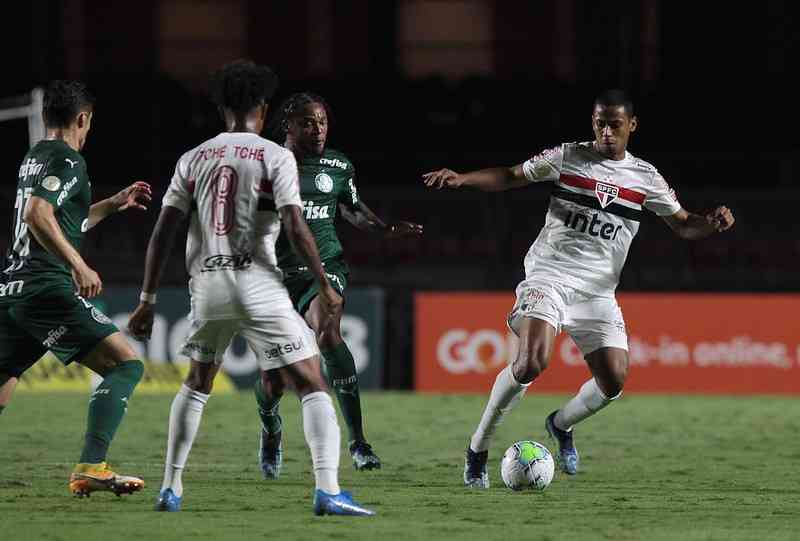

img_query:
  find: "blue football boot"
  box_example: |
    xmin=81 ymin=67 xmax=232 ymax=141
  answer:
xmin=154 ymin=488 xmax=182 ymax=512
xmin=313 ymin=489 xmax=375 ymax=516
xmin=545 ymin=410 xmax=580 ymax=475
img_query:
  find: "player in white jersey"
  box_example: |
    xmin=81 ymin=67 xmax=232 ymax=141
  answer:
xmin=127 ymin=60 xmax=374 ymax=516
xmin=423 ymin=90 xmax=735 ymax=487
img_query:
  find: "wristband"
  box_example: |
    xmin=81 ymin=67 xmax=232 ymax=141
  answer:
xmin=140 ymin=291 xmax=157 ymax=304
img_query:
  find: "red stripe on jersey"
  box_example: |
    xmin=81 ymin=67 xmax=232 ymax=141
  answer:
xmin=559 ymin=173 xmax=646 ymax=205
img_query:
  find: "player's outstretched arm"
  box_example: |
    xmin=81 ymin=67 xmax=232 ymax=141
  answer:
xmin=422 ymin=164 xmax=529 ymax=192
xmin=128 ymin=205 xmax=185 ymax=340
xmin=661 ymin=206 xmax=735 ymax=240
xmin=24 ymin=196 xmax=102 ymax=298
xmin=339 ymin=200 xmax=423 ymax=239
xmin=280 ymin=205 xmax=343 ymax=317
xmin=87 ymin=181 xmax=152 ymax=229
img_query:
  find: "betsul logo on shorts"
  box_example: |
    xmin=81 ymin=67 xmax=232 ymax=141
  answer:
xmin=264 ymin=339 xmax=304 ymax=360
xmin=437 ymin=329 xmax=518 ymax=374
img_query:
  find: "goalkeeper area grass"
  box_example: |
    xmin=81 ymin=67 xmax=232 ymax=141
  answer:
xmin=1 ymin=391 xmax=797 ymax=540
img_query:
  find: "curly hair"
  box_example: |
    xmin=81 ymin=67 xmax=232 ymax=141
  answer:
xmin=42 ymin=80 xmax=95 ymax=128
xmin=265 ymin=92 xmax=334 ymax=142
xmin=210 ymin=59 xmax=279 ymax=115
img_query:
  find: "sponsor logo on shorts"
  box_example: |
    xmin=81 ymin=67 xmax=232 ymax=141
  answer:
xmin=0 ymin=279 xmax=24 ymax=297
xmin=91 ymin=307 xmax=112 ymax=325
xmin=201 ymin=253 xmax=253 ymax=272
xmin=314 ymin=173 xmax=334 ymax=193
xmin=184 ymin=342 xmax=216 ymax=355
xmin=43 ymin=325 xmax=68 ymax=348
xmin=595 ymin=181 xmax=619 ymax=208
xmin=519 ymin=288 xmax=545 ymax=312
xmin=264 ymin=339 xmax=304 ymax=360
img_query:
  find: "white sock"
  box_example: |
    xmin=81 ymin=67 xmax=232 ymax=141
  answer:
xmin=161 ymin=384 xmax=209 ymax=497
xmin=301 ymin=391 xmax=341 ymax=495
xmin=554 ymin=378 xmax=620 ymax=431
xmin=469 ymin=365 xmax=530 ymax=453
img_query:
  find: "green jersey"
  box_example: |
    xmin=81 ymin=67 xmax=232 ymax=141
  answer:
xmin=3 ymin=139 xmax=91 ymax=285
xmin=275 ymin=148 xmax=360 ymax=270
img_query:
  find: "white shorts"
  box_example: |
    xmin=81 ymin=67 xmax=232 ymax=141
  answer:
xmin=182 ymin=271 xmax=319 ymax=370
xmin=507 ymin=277 xmax=628 ymax=355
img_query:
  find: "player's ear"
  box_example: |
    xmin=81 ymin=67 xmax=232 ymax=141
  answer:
xmin=629 ymin=115 xmax=638 ymax=133
xmin=76 ymin=111 xmax=90 ymax=130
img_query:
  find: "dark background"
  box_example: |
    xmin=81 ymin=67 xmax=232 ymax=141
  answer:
xmin=2 ymin=2 xmax=798 ymax=383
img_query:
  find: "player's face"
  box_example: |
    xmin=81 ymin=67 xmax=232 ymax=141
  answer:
xmin=288 ymin=103 xmax=328 ymax=156
xmin=591 ymin=105 xmax=636 ymax=160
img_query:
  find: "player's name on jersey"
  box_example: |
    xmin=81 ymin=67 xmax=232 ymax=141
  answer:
xmin=197 ymin=145 xmax=265 ymax=161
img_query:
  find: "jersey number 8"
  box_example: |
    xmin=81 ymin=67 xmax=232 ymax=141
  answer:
xmin=211 ymin=166 xmax=238 ymax=236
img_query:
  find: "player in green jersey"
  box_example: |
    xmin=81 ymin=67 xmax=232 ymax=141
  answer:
xmin=254 ymin=92 xmax=423 ymax=474
xmin=0 ymin=80 xmax=152 ymax=497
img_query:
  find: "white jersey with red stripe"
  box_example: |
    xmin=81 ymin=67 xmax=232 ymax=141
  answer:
xmin=163 ymin=132 xmax=301 ymax=280
xmin=521 ymin=141 xmax=682 ymax=296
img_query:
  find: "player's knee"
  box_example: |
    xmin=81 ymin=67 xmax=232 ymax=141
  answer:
xmin=512 ymin=350 xmax=548 ymax=384
xmin=184 ymin=365 xmax=216 ymax=394
xmin=259 ymin=372 xmax=285 ymax=401
xmin=316 ymin=326 xmax=342 ymax=351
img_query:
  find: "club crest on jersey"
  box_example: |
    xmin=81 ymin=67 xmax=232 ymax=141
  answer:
xmin=315 ymin=173 xmax=333 ymax=193
xmin=595 ymin=182 xmax=619 ymax=208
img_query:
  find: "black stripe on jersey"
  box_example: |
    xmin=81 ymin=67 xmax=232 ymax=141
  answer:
xmin=257 ymin=198 xmax=277 ymax=212
xmin=551 ymin=188 xmax=641 ymax=222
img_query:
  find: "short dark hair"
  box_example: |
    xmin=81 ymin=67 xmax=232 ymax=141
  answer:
xmin=266 ymin=92 xmax=334 ymax=142
xmin=42 ymin=80 xmax=94 ymax=128
xmin=594 ymin=89 xmax=634 ymax=117
xmin=210 ymin=59 xmax=279 ymax=115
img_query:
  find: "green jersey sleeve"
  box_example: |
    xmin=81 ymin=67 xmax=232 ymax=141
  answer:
xmin=338 ymin=162 xmax=360 ymax=212
xmin=31 ymin=155 xmax=85 ymax=209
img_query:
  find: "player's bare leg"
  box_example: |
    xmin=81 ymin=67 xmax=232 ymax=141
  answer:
xmin=466 ymin=318 xmax=556 ymax=488
xmin=306 ymin=295 xmax=380 ymax=470
xmin=547 ymin=347 xmax=628 ymax=474
xmin=155 ymin=360 xmax=218 ymax=511
xmin=70 ymin=332 xmax=145 ymax=497
xmin=256 ymin=369 xmax=287 ymax=478
xmin=0 ymin=374 xmax=18 ymax=415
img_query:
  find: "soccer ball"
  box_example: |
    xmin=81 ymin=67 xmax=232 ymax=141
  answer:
xmin=500 ymin=440 xmax=555 ymax=491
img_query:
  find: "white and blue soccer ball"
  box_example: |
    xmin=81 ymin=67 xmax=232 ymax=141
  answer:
xmin=500 ymin=440 xmax=555 ymax=491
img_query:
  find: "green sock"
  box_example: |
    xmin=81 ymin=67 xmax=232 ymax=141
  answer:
xmin=322 ymin=342 xmax=365 ymax=443
xmin=79 ymin=360 xmax=143 ymax=464
xmin=254 ymin=376 xmax=282 ymax=435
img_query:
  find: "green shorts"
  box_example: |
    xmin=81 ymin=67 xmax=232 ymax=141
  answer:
xmin=0 ymin=281 xmax=118 ymax=377
xmin=283 ymin=258 xmax=349 ymax=316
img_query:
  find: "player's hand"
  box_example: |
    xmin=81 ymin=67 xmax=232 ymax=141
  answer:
xmin=72 ymin=263 xmax=102 ymax=298
xmin=422 ymin=168 xmax=466 ymax=189
xmin=113 ymin=181 xmax=152 ymax=212
xmin=385 ymin=221 xmax=424 ymax=239
xmin=318 ymin=284 xmax=344 ymax=318
xmin=128 ymin=303 xmax=155 ymax=341
xmin=705 ymin=206 xmax=734 ymax=232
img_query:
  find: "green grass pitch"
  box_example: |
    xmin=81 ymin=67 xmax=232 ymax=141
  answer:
xmin=1 ymin=391 xmax=798 ymax=540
